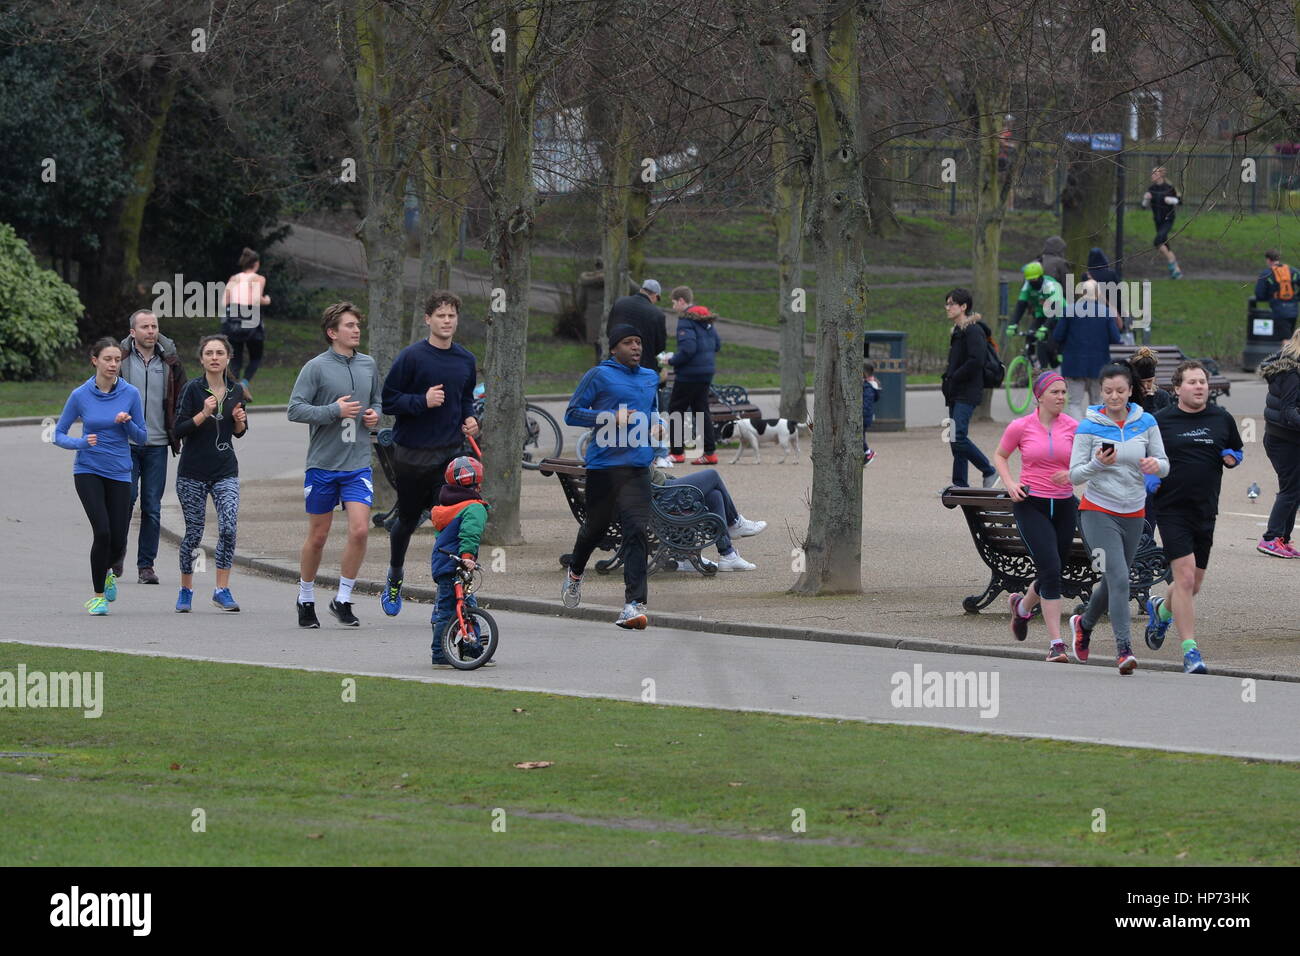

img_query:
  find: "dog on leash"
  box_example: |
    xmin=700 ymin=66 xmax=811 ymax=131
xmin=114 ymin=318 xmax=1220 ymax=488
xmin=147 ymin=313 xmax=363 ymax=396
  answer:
xmin=719 ymin=417 xmax=813 ymax=464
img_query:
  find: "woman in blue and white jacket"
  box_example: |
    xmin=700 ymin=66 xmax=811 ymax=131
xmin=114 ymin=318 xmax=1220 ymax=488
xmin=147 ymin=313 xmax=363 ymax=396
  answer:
xmin=1067 ymin=361 xmax=1169 ymax=674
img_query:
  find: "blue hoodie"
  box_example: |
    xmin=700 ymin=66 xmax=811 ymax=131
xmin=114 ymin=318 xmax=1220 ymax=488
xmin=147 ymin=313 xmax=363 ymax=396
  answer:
xmin=54 ymin=376 xmax=148 ymax=482
xmin=565 ymin=358 xmax=663 ymax=470
xmin=1052 ymin=298 xmax=1120 ymax=379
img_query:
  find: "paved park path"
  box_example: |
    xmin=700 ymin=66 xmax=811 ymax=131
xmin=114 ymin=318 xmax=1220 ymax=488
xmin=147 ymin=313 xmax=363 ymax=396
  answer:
xmin=6 ymin=414 xmax=1299 ymax=762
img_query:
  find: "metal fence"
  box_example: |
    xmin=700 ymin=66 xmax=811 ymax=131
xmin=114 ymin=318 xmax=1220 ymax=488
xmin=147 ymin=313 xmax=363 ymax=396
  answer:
xmin=884 ymin=145 xmax=1300 ymax=216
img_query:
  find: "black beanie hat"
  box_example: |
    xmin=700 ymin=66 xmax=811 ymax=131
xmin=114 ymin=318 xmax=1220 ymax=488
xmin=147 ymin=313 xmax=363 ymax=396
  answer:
xmin=608 ymin=324 xmax=641 ymax=351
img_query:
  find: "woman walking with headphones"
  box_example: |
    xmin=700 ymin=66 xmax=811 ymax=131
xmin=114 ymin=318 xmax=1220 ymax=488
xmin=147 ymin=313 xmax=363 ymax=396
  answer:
xmin=173 ymin=335 xmax=249 ymax=612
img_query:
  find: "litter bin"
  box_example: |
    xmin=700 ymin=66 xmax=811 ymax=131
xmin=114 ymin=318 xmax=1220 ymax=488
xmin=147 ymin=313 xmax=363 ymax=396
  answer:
xmin=1244 ymin=299 xmax=1294 ymax=372
xmin=864 ymin=330 xmax=906 ymax=431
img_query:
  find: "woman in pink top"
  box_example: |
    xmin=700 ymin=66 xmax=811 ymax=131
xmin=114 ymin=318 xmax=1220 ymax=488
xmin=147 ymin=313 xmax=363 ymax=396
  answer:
xmin=992 ymin=371 xmax=1078 ymax=662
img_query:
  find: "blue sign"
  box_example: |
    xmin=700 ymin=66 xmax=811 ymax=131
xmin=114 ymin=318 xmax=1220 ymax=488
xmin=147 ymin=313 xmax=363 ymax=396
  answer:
xmin=1065 ymin=132 xmax=1123 ymax=151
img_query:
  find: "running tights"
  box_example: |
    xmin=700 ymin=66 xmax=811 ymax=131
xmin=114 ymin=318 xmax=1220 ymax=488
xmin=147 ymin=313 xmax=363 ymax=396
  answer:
xmin=74 ymin=473 xmax=131 ymax=593
xmin=1078 ymin=509 xmax=1145 ymax=653
xmin=1011 ymin=494 xmax=1078 ymax=601
xmin=177 ymin=475 xmax=241 ymax=573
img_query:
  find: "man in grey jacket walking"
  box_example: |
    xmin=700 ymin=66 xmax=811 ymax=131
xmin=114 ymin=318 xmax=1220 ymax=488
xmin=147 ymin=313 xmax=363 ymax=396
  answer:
xmin=287 ymin=302 xmax=383 ymax=628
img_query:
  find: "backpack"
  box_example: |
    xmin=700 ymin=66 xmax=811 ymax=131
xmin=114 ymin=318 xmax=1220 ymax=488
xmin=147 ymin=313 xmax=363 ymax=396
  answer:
xmin=1271 ymin=263 xmax=1296 ymax=301
xmin=976 ymin=320 xmax=1006 ymax=388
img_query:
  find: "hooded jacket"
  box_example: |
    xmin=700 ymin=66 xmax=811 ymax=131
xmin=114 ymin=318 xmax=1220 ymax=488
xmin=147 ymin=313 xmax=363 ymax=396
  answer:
xmin=1259 ymin=350 xmax=1300 ymax=443
xmin=1069 ymin=403 xmax=1169 ymax=513
xmin=669 ymin=308 xmax=721 ymax=382
xmin=1039 ymin=236 xmax=1068 ymax=285
xmin=942 ymin=320 xmax=987 ymax=407
xmin=1085 ymin=247 xmax=1119 ymax=285
xmin=119 ymin=331 xmax=185 ymax=454
xmin=565 ymin=357 xmax=663 ymax=469
xmin=430 ymin=484 xmax=489 ymax=580
xmin=287 ymin=348 xmax=383 ymax=472
xmin=54 ymin=376 xmax=148 ymax=482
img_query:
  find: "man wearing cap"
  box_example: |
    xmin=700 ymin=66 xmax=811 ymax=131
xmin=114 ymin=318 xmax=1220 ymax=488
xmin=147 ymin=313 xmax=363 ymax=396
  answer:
xmin=605 ymin=278 xmax=666 ymax=360
xmin=560 ymin=324 xmax=665 ymax=629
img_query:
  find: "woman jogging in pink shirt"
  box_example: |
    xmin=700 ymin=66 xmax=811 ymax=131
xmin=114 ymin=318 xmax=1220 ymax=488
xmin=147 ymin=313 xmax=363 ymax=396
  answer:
xmin=992 ymin=371 xmax=1079 ymax=662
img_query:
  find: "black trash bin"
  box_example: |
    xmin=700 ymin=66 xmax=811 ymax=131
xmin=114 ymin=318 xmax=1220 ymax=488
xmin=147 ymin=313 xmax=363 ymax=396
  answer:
xmin=1244 ymin=299 xmax=1295 ymax=372
xmin=863 ymin=330 xmax=907 ymax=432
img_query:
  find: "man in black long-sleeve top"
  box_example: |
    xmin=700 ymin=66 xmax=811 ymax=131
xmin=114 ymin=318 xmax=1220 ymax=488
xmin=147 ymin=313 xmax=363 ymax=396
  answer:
xmin=379 ymin=291 xmax=480 ymax=617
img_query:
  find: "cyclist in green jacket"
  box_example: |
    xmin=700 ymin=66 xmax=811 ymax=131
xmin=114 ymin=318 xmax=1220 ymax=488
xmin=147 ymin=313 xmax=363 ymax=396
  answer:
xmin=1009 ymin=261 xmax=1065 ymax=369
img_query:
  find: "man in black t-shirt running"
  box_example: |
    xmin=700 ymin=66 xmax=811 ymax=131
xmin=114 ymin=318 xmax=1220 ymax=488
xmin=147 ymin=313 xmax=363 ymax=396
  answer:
xmin=1145 ymin=361 xmax=1243 ymax=674
xmin=1142 ymin=166 xmax=1184 ymax=279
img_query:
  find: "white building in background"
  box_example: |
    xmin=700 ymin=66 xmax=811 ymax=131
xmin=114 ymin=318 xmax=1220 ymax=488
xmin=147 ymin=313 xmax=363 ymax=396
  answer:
xmin=532 ymin=105 xmax=700 ymax=196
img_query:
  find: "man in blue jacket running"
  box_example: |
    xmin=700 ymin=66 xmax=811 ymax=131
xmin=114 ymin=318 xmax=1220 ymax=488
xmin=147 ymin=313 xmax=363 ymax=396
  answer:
xmin=560 ymin=324 xmax=665 ymax=629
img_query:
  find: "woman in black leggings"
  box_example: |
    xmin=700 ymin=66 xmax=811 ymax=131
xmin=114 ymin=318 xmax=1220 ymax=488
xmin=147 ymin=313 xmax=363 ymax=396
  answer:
xmin=992 ymin=371 xmax=1079 ymax=662
xmin=53 ymin=338 xmax=148 ymax=614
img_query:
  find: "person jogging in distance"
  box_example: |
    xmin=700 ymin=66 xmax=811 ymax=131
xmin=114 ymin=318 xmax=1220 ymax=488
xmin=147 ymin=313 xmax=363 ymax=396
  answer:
xmin=223 ymin=247 xmax=272 ymax=398
xmin=1068 ymin=362 xmax=1169 ymax=675
xmin=993 ymin=372 xmax=1079 ymax=663
xmin=379 ymin=290 xmax=479 ymax=617
xmin=287 ymin=302 xmax=383 ymax=628
xmin=1142 ymin=167 xmax=1183 ymax=279
xmin=1144 ymin=362 xmax=1243 ymax=674
xmin=172 ymin=335 xmax=249 ymax=613
xmin=53 ymin=338 xmax=147 ymax=615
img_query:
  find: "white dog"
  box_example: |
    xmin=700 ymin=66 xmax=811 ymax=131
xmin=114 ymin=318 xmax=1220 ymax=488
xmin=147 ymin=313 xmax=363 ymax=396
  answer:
xmin=719 ymin=417 xmax=813 ymax=464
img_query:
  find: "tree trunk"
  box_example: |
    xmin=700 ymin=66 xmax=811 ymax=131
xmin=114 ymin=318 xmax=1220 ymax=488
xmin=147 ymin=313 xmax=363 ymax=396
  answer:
xmin=772 ymin=123 xmax=809 ymax=421
xmin=599 ymin=100 xmax=634 ymax=328
xmin=792 ymin=2 xmax=865 ymax=596
xmin=479 ymin=5 xmax=538 ymax=545
xmin=101 ymin=69 xmax=180 ymax=304
xmin=626 ymin=177 xmax=651 ymax=284
xmin=1060 ymin=146 xmax=1114 ymax=273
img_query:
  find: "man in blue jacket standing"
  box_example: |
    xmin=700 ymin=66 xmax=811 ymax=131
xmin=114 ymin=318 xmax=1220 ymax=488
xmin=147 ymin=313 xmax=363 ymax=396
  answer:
xmin=1053 ymin=280 xmax=1120 ymax=420
xmin=560 ymin=324 xmax=665 ymax=629
xmin=665 ymin=305 xmax=722 ymax=464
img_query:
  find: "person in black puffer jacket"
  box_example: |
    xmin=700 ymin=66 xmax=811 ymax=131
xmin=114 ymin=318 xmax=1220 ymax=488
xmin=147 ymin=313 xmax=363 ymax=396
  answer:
xmin=942 ymin=288 xmax=997 ymax=488
xmin=666 ymin=305 xmax=722 ymax=463
xmin=1257 ymin=330 xmax=1300 ymax=556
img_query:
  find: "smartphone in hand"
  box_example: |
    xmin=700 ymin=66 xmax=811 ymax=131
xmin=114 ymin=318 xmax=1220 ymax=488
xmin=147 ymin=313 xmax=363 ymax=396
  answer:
xmin=1101 ymin=442 xmax=1115 ymax=454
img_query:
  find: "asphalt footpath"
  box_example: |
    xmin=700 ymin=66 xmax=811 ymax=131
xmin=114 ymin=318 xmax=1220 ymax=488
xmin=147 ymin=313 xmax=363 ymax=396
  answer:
xmin=5 ymin=402 xmax=1300 ymax=763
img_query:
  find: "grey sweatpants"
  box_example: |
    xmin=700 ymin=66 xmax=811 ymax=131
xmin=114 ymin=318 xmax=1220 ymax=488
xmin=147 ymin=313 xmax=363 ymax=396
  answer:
xmin=1078 ymin=509 xmax=1145 ymax=653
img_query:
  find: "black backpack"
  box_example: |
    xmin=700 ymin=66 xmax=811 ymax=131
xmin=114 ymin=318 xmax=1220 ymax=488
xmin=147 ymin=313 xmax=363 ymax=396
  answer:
xmin=976 ymin=320 xmax=1006 ymax=388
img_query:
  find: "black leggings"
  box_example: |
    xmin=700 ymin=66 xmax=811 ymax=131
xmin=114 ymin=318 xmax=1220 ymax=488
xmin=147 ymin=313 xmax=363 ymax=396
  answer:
xmin=230 ymin=338 xmax=264 ymax=382
xmin=388 ymin=443 xmax=460 ymax=571
xmin=1011 ymin=494 xmax=1078 ymax=601
xmin=74 ymin=473 xmax=132 ymax=593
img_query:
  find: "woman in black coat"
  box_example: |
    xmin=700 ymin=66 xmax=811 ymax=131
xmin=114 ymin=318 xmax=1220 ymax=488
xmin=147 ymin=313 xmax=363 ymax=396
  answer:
xmin=941 ymin=288 xmax=997 ymax=488
xmin=1258 ymin=330 xmax=1300 ymax=557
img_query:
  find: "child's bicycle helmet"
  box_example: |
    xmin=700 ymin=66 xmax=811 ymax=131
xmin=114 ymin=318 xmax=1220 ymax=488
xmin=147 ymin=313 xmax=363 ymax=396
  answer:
xmin=445 ymin=455 xmax=484 ymax=488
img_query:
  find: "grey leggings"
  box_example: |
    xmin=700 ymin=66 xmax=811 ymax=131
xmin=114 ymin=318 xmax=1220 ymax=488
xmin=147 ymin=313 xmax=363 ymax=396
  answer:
xmin=1078 ymin=509 xmax=1144 ymax=653
xmin=177 ymin=475 xmax=240 ymax=573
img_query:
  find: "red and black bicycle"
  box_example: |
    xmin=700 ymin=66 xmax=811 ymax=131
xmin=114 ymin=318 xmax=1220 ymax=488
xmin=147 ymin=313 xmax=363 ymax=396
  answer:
xmin=436 ymin=548 xmax=500 ymax=670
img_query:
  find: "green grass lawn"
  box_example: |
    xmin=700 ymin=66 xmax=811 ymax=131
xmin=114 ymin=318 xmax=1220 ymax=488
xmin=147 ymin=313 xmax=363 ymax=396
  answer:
xmin=1 ymin=644 xmax=1295 ymax=865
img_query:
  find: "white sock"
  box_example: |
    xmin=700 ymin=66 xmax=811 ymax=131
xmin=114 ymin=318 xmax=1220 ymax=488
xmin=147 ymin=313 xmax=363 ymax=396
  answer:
xmin=1017 ymin=597 xmax=1033 ymax=618
xmin=337 ymin=577 xmax=355 ymax=603
xmin=298 ymin=580 xmax=315 ymax=604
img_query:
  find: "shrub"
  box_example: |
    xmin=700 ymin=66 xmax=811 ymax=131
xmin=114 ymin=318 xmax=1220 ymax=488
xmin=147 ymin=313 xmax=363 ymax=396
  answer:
xmin=0 ymin=222 xmax=83 ymax=380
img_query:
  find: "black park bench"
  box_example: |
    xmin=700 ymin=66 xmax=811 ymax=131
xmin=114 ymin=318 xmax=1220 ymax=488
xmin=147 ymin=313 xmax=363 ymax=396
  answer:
xmin=538 ymin=458 xmax=727 ymax=575
xmin=941 ymin=486 xmax=1171 ymax=614
xmin=1108 ymin=344 xmax=1231 ymax=403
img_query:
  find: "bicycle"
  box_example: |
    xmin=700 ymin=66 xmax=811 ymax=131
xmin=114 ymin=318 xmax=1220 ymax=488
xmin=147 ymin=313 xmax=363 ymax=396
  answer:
xmin=1002 ymin=323 xmax=1049 ymax=415
xmin=471 ymin=384 xmax=563 ymax=469
xmin=435 ymin=549 xmax=501 ymax=670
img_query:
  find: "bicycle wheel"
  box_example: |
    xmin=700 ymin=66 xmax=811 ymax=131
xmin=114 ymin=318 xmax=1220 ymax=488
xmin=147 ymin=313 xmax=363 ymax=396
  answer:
xmin=576 ymin=429 xmax=594 ymax=459
xmin=1004 ymin=355 xmax=1035 ymax=415
xmin=440 ymin=608 xmax=500 ymax=670
xmin=522 ymin=404 xmax=563 ymax=469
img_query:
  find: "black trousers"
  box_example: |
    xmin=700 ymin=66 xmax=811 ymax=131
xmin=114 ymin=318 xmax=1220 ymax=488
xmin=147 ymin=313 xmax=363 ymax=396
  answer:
xmin=388 ymin=443 xmax=462 ymax=570
xmin=668 ymin=380 xmax=714 ymax=455
xmin=569 ymin=466 xmax=650 ymax=605
xmin=1264 ymin=433 xmax=1300 ymax=543
xmin=74 ymin=473 xmax=131 ymax=593
xmin=1011 ymin=494 xmax=1078 ymax=601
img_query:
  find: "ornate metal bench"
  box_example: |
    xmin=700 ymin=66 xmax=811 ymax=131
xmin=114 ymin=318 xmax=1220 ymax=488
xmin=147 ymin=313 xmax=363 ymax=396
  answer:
xmin=941 ymin=486 xmax=1171 ymax=614
xmin=538 ymin=458 xmax=726 ymax=575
